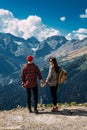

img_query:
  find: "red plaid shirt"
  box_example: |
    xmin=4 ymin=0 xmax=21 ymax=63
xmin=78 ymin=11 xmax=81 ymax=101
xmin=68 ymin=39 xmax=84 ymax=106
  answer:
xmin=22 ymin=63 xmax=42 ymax=88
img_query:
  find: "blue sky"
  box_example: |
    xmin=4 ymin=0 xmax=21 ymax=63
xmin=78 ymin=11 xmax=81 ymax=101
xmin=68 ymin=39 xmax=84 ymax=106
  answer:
xmin=0 ymin=0 xmax=87 ymax=41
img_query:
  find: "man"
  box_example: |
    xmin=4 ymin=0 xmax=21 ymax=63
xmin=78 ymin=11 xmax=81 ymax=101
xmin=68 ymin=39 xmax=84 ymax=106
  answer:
xmin=22 ymin=55 xmax=44 ymax=113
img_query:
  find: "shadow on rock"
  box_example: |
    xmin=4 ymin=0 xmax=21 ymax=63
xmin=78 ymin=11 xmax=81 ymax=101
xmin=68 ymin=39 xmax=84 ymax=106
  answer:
xmin=38 ymin=108 xmax=87 ymax=116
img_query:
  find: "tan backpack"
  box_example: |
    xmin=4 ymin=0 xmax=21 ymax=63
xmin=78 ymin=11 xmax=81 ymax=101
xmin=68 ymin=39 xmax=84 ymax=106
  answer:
xmin=58 ymin=68 xmax=67 ymax=84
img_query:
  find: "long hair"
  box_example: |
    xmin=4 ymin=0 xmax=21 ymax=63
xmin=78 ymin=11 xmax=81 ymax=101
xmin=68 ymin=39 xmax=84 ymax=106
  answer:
xmin=49 ymin=57 xmax=60 ymax=73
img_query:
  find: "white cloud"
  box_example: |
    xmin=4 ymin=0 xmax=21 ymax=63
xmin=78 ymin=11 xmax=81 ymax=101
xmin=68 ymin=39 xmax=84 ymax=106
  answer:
xmin=0 ymin=9 xmax=86 ymax=41
xmin=74 ymin=28 xmax=87 ymax=40
xmin=0 ymin=9 xmax=60 ymax=41
xmin=76 ymin=28 xmax=87 ymax=34
xmin=75 ymin=33 xmax=87 ymax=40
xmin=60 ymin=16 xmax=66 ymax=22
xmin=67 ymin=28 xmax=87 ymax=40
xmin=66 ymin=28 xmax=87 ymax=40
xmin=80 ymin=9 xmax=87 ymax=18
xmin=0 ymin=9 xmax=14 ymax=31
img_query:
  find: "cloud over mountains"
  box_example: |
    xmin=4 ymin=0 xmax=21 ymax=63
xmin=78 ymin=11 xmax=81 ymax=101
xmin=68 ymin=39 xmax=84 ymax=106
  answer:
xmin=0 ymin=9 xmax=60 ymax=41
xmin=0 ymin=9 xmax=87 ymax=41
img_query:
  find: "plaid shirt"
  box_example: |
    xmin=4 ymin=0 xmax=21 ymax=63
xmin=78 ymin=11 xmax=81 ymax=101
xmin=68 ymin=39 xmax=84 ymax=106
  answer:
xmin=22 ymin=63 xmax=42 ymax=88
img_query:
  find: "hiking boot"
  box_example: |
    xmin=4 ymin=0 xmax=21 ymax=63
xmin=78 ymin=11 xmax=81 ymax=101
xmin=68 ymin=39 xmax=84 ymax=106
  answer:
xmin=51 ymin=106 xmax=58 ymax=112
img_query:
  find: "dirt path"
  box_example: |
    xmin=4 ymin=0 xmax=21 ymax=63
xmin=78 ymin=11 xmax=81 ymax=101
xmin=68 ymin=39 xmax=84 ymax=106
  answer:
xmin=0 ymin=106 xmax=87 ymax=130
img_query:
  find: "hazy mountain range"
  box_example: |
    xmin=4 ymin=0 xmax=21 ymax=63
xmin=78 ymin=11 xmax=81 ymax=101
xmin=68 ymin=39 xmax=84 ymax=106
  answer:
xmin=0 ymin=32 xmax=87 ymax=110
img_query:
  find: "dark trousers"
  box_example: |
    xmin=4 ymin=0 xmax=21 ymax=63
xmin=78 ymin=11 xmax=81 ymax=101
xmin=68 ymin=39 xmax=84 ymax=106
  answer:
xmin=26 ymin=86 xmax=38 ymax=109
xmin=50 ymin=85 xmax=58 ymax=106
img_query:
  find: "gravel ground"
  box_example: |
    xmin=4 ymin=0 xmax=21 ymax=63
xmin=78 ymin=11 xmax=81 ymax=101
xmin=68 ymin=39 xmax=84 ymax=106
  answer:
xmin=0 ymin=106 xmax=87 ymax=130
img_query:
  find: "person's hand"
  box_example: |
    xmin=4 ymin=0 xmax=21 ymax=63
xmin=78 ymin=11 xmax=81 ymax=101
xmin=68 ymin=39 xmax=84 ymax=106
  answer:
xmin=22 ymin=82 xmax=25 ymax=88
xmin=41 ymin=82 xmax=46 ymax=87
xmin=45 ymin=79 xmax=48 ymax=83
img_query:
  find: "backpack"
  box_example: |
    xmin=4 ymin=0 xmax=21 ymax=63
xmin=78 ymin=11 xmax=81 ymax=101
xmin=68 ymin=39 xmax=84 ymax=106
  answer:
xmin=58 ymin=68 xmax=67 ymax=84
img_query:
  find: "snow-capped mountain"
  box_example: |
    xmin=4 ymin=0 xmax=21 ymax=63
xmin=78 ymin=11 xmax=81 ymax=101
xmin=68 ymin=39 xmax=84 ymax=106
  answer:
xmin=46 ymin=35 xmax=67 ymax=49
xmin=1 ymin=32 xmax=87 ymax=63
xmin=0 ymin=32 xmax=87 ymax=109
xmin=0 ymin=32 xmax=87 ymax=76
xmin=43 ymin=37 xmax=87 ymax=62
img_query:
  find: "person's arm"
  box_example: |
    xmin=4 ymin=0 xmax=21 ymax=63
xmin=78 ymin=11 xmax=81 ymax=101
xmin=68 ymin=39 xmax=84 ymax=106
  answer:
xmin=46 ymin=66 xmax=52 ymax=83
xmin=36 ymin=66 xmax=45 ymax=86
xmin=21 ymin=65 xmax=26 ymax=87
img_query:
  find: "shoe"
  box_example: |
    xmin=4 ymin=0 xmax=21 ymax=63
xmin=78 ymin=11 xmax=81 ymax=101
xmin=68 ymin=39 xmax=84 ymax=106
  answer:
xmin=51 ymin=106 xmax=58 ymax=112
xmin=28 ymin=107 xmax=33 ymax=113
xmin=29 ymin=109 xmax=33 ymax=113
xmin=34 ymin=108 xmax=39 ymax=114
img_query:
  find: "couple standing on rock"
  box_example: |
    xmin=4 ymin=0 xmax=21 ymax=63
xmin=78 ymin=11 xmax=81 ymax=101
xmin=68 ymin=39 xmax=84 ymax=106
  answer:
xmin=21 ymin=55 xmax=60 ymax=114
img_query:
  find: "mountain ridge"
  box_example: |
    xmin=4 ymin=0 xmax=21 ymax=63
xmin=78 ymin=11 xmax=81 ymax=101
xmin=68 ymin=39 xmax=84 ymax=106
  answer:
xmin=0 ymin=32 xmax=87 ymax=109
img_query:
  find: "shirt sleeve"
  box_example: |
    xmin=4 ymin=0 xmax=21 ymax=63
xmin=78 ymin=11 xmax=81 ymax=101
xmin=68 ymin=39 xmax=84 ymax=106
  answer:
xmin=46 ymin=66 xmax=52 ymax=81
xmin=21 ymin=65 xmax=26 ymax=83
xmin=36 ymin=66 xmax=42 ymax=80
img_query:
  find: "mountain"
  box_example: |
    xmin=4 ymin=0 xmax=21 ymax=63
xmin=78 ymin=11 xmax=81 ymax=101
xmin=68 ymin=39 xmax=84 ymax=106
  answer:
xmin=26 ymin=36 xmax=40 ymax=48
xmin=35 ymin=41 xmax=52 ymax=57
xmin=46 ymin=35 xmax=67 ymax=49
xmin=58 ymin=54 xmax=87 ymax=103
xmin=0 ymin=32 xmax=87 ymax=110
xmin=0 ymin=54 xmax=18 ymax=75
xmin=40 ymin=38 xmax=87 ymax=68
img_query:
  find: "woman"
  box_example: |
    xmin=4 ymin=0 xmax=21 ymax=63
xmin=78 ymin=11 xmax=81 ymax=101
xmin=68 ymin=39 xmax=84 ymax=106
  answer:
xmin=46 ymin=57 xmax=60 ymax=112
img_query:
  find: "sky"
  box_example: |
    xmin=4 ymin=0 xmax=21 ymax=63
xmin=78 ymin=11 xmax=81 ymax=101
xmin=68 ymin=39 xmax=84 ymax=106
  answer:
xmin=0 ymin=0 xmax=87 ymax=41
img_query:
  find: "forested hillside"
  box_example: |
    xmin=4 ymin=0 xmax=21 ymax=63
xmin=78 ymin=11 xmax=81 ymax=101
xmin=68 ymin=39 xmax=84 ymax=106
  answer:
xmin=0 ymin=54 xmax=87 ymax=110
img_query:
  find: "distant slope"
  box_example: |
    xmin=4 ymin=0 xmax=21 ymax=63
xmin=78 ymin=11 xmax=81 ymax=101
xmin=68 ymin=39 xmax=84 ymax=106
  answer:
xmin=0 ymin=54 xmax=19 ymax=76
xmin=0 ymin=33 xmax=87 ymax=110
xmin=58 ymin=54 xmax=87 ymax=103
xmin=61 ymin=46 xmax=87 ymax=61
xmin=0 ymin=54 xmax=87 ymax=110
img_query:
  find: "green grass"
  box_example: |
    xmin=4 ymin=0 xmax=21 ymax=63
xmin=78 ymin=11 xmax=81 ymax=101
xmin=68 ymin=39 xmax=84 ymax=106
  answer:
xmin=37 ymin=102 xmax=87 ymax=108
